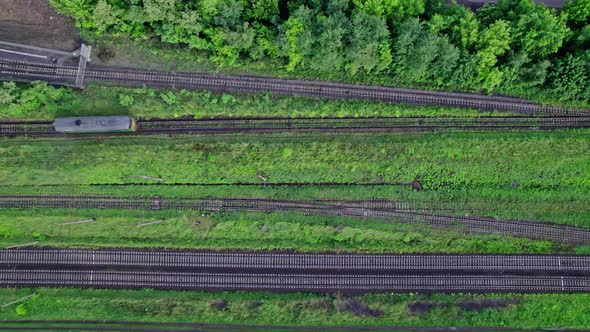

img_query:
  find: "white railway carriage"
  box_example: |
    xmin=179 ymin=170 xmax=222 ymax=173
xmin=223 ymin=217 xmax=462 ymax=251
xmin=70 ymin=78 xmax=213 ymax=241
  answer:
xmin=53 ymin=116 xmax=135 ymax=133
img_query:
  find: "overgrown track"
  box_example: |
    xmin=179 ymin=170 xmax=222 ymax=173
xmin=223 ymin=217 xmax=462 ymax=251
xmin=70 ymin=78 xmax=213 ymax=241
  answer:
xmin=2 ymin=249 xmax=589 ymax=272
xmin=137 ymin=116 xmax=590 ymax=133
xmin=1 ymin=58 xmax=588 ymax=116
xmin=1 ymin=195 xmax=589 ymax=244
xmin=3 ymin=116 xmax=590 ymax=138
xmin=2 ymin=249 xmax=590 ymax=293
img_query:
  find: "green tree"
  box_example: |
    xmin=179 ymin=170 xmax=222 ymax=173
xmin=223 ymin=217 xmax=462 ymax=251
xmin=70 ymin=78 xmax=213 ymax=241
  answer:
xmin=49 ymin=0 xmax=96 ymax=30
xmin=491 ymin=0 xmax=571 ymax=59
xmin=345 ymin=11 xmax=391 ymax=75
xmin=245 ymin=0 xmax=279 ymax=22
xmin=394 ymin=19 xmax=459 ymax=84
xmin=428 ymin=7 xmax=479 ymax=51
xmin=248 ymin=23 xmax=281 ymax=60
xmin=352 ymin=0 xmax=426 ymax=26
xmin=280 ymin=6 xmax=315 ymax=71
xmin=93 ymin=0 xmax=123 ymax=35
xmin=512 ymin=7 xmax=570 ymax=58
xmin=547 ymin=53 xmax=590 ymax=101
xmin=309 ymin=14 xmax=348 ymax=71
xmin=563 ymin=0 xmax=590 ymax=23
xmin=142 ymin=0 xmax=177 ymax=22
xmin=0 ymin=82 xmax=18 ymax=106
xmin=475 ymin=19 xmax=512 ymax=90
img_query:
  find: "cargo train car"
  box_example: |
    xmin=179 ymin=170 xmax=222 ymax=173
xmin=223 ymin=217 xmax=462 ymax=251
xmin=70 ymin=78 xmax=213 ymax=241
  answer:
xmin=53 ymin=116 xmax=136 ymax=133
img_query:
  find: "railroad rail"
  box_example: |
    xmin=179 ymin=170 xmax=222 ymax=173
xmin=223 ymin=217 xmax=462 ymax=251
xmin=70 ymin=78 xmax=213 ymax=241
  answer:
xmin=0 ymin=195 xmax=589 ymax=244
xmin=2 ymin=269 xmax=589 ymax=293
xmin=1 ymin=58 xmax=588 ymax=116
xmin=2 ymin=249 xmax=589 ymax=272
xmin=3 ymin=116 xmax=590 ymax=138
xmin=2 ymin=249 xmax=590 ymax=293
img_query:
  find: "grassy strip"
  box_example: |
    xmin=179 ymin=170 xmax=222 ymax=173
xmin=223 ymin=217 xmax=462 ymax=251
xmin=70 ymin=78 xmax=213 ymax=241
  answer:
xmin=1 ymin=288 xmax=590 ymax=328
xmin=0 ymin=184 xmax=588 ymax=227
xmin=6 ymin=82 xmax=504 ymax=121
xmin=1 ymin=131 xmax=588 ymax=191
xmin=0 ymin=209 xmax=571 ymax=254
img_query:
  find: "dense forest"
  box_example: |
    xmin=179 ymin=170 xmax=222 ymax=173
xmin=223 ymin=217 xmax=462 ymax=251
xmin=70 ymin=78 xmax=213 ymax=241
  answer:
xmin=50 ymin=0 xmax=590 ymax=102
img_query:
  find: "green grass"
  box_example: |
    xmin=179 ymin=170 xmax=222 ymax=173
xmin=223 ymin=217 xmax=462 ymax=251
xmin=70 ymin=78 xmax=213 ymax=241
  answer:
xmin=0 ymin=184 xmax=588 ymax=227
xmin=1 ymin=131 xmax=588 ymax=191
xmin=0 ymin=208 xmax=568 ymax=254
xmin=2 ymin=288 xmax=590 ymax=328
xmin=6 ymin=82 xmax=513 ymax=121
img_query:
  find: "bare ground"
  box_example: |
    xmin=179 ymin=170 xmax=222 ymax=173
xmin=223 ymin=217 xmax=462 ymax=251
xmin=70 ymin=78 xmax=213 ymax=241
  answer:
xmin=0 ymin=0 xmax=80 ymax=51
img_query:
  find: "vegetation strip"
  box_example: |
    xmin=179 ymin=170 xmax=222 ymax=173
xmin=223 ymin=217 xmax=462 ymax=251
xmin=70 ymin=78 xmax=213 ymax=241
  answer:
xmin=1 ymin=59 xmax=588 ymax=115
xmin=1 ymin=195 xmax=589 ymax=244
xmin=0 ymin=321 xmax=578 ymax=332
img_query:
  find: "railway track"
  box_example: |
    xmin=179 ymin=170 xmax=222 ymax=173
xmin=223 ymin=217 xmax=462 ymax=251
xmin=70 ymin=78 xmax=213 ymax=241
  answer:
xmin=2 ymin=249 xmax=589 ymax=272
xmin=2 ymin=249 xmax=590 ymax=293
xmin=3 ymin=269 xmax=589 ymax=293
xmin=2 ymin=116 xmax=590 ymax=138
xmin=0 ymin=195 xmax=589 ymax=244
xmin=1 ymin=58 xmax=588 ymax=116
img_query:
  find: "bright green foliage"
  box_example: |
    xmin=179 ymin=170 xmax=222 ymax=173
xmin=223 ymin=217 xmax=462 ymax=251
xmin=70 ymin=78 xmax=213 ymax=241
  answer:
xmin=118 ymin=94 xmax=135 ymax=107
xmin=48 ymin=0 xmax=590 ymax=98
xmin=563 ymin=0 xmax=590 ymax=23
xmin=159 ymin=90 xmax=177 ymax=105
xmin=249 ymin=23 xmax=280 ymax=60
xmin=393 ymin=19 xmax=460 ymax=85
xmin=93 ymin=0 xmax=123 ymax=35
xmin=244 ymin=0 xmax=279 ymax=21
xmin=15 ymin=304 xmax=27 ymax=316
xmin=49 ymin=0 xmax=96 ymax=30
xmin=345 ymin=12 xmax=392 ymax=74
xmin=547 ymin=52 xmax=590 ymax=101
xmin=475 ymin=20 xmax=512 ymax=90
xmin=308 ymin=14 xmax=347 ymax=71
xmin=3 ymin=288 xmax=590 ymax=328
xmin=429 ymin=9 xmax=480 ymax=51
xmin=512 ymin=8 xmax=570 ymax=59
xmin=352 ymin=0 xmax=426 ymax=26
xmin=282 ymin=6 xmax=314 ymax=71
xmin=0 ymin=82 xmax=79 ymax=117
xmin=2 ymin=132 xmax=589 ymax=192
xmin=0 ymin=208 xmax=563 ymax=254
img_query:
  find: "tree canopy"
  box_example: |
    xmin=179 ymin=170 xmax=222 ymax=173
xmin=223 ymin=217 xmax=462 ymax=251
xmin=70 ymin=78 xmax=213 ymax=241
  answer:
xmin=49 ymin=0 xmax=590 ymax=100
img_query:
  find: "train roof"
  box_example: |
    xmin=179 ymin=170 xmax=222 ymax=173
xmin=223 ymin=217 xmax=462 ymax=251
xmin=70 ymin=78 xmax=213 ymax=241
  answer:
xmin=53 ymin=116 xmax=131 ymax=132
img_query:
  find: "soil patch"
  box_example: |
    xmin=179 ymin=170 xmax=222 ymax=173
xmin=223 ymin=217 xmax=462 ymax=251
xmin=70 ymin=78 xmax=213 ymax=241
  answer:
xmin=458 ymin=299 xmax=519 ymax=312
xmin=336 ymin=298 xmax=382 ymax=317
xmin=0 ymin=0 xmax=80 ymax=51
xmin=408 ymin=301 xmax=444 ymax=315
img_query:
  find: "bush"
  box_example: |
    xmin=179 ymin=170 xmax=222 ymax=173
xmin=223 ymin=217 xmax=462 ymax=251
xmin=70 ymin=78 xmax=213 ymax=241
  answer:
xmin=15 ymin=303 xmax=28 ymax=316
xmin=118 ymin=94 xmax=135 ymax=107
xmin=160 ymin=91 xmax=177 ymax=105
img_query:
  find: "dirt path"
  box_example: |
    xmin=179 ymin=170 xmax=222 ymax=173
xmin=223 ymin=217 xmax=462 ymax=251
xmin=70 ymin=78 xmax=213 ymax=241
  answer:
xmin=0 ymin=0 xmax=80 ymax=51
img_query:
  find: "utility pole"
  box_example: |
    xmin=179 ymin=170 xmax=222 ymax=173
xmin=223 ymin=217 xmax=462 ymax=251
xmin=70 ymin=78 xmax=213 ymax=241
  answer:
xmin=5 ymin=241 xmax=39 ymax=249
xmin=136 ymin=219 xmax=166 ymax=227
xmin=1 ymin=293 xmax=37 ymax=308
